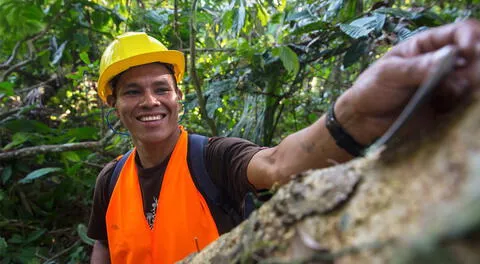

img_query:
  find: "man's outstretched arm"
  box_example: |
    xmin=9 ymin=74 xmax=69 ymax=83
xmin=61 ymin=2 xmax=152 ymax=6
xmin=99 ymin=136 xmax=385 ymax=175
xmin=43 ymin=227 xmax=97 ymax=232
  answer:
xmin=248 ymin=19 xmax=480 ymax=190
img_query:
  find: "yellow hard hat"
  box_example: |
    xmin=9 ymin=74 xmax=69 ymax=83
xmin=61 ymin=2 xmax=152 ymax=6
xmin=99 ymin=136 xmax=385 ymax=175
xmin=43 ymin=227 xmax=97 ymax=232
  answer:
xmin=97 ymin=32 xmax=185 ymax=103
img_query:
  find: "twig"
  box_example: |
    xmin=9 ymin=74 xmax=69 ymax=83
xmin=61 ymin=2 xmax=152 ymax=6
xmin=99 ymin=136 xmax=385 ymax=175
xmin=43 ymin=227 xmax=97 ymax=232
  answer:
xmin=0 ymin=41 xmax=22 ymax=69
xmin=82 ymin=161 xmax=105 ymax=169
xmin=1 ymin=59 xmax=34 ymax=81
xmin=43 ymin=240 xmax=81 ymax=264
xmin=15 ymin=75 xmax=58 ymax=94
xmin=0 ymin=141 xmax=102 ymax=161
xmin=180 ymin=48 xmax=236 ymax=53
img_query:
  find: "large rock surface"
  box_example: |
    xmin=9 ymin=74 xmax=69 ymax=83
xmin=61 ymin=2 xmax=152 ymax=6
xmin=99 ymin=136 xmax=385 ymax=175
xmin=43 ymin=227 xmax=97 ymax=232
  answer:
xmin=182 ymin=95 xmax=480 ymax=264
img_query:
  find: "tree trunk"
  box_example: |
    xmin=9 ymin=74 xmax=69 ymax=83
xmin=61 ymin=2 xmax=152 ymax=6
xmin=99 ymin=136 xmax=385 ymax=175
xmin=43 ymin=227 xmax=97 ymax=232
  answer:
xmin=181 ymin=94 xmax=480 ymax=263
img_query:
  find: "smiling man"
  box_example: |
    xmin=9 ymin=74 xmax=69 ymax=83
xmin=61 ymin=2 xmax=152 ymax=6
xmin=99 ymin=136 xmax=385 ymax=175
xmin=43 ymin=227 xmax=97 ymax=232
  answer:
xmin=88 ymin=20 xmax=480 ymax=264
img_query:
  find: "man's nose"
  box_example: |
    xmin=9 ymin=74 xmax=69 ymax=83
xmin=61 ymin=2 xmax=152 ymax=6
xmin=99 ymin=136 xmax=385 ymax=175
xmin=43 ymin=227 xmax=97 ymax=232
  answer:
xmin=140 ymin=90 xmax=160 ymax=107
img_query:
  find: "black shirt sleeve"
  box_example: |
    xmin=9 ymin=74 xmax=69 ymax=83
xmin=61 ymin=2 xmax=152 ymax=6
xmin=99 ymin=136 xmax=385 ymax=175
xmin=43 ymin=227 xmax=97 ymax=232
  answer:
xmin=87 ymin=160 xmax=117 ymax=240
xmin=205 ymin=137 xmax=264 ymax=212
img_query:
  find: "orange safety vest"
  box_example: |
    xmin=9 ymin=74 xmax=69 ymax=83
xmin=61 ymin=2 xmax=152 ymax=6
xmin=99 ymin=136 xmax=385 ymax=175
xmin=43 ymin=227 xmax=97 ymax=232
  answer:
xmin=105 ymin=128 xmax=219 ymax=264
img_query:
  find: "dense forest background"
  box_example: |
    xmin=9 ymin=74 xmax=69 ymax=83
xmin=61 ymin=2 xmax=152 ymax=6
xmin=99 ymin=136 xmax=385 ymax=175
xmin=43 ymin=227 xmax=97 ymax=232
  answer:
xmin=0 ymin=0 xmax=478 ymax=263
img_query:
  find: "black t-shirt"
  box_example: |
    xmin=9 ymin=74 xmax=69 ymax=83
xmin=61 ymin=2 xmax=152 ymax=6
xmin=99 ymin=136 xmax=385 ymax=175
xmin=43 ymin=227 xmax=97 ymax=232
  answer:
xmin=87 ymin=136 xmax=263 ymax=240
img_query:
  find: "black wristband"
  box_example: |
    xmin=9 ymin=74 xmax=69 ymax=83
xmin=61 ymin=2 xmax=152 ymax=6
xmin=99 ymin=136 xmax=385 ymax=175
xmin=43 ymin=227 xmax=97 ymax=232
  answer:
xmin=326 ymin=101 xmax=366 ymax=157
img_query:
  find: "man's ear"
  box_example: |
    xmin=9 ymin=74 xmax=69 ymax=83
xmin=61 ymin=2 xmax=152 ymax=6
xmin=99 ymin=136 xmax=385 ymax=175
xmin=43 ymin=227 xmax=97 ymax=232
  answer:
xmin=107 ymin=95 xmax=116 ymax=108
xmin=176 ymin=88 xmax=183 ymax=100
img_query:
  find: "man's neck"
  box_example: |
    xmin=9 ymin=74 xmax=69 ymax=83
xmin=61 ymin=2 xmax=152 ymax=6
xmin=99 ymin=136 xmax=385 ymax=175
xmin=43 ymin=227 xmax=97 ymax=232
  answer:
xmin=133 ymin=128 xmax=181 ymax=169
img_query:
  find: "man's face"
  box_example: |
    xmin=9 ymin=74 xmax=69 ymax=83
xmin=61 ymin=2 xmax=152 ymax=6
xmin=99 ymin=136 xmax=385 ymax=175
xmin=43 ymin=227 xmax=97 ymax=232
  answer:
xmin=113 ymin=63 xmax=182 ymax=146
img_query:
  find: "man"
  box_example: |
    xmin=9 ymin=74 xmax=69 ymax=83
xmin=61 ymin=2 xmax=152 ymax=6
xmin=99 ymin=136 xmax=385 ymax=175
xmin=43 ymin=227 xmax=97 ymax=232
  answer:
xmin=88 ymin=20 xmax=480 ymax=263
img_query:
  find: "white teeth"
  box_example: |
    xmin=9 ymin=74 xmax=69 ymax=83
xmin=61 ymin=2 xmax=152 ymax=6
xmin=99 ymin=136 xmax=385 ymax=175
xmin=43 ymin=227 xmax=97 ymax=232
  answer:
xmin=139 ymin=115 xmax=164 ymax=122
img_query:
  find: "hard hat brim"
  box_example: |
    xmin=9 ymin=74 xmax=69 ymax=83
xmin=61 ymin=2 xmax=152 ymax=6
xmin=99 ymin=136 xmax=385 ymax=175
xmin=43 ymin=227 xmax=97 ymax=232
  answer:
xmin=97 ymin=50 xmax=185 ymax=103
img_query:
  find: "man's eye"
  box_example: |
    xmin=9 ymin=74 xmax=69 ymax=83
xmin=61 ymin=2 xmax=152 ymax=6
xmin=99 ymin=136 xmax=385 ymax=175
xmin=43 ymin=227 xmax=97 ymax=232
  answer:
xmin=124 ymin=90 xmax=140 ymax=95
xmin=155 ymin=88 xmax=169 ymax=94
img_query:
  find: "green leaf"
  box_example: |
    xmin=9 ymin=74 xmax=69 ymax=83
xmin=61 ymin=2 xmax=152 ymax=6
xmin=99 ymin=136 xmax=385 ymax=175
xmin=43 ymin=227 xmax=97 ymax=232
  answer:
xmin=77 ymin=224 xmax=95 ymax=246
xmin=234 ymin=0 xmax=246 ymax=36
xmin=62 ymin=151 xmax=81 ymax=162
xmin=2 ymin=119 xmax=51 ymax=133
xmin=79 ymin=52 xmax=91 ymax=65
xmin=0 ymin=236 xmax=7 ymax=256
xmin=52 ymin=41 xmax=67 ymax=65
xmin=339 ymin=14 xmax=385 ymax=39
xmin=285 ymin=9 xmax=312 ymax=22
xmin=65 ymin=127 xmax=99 ymax=141
xmin=222 ymin=10 xmax=235 ymax=31
xmin=395 ymin=26 xmax=429 ymax=43
xmin=0 ymin=82 xmax=14 ymax=96
xmin=25 ymin=229 xmax=46 ymax=244
xmin=1 ymin=165 xmax=12 ymax=184
xmin=272 ymin=46 xmax=300 ymax=76
xmin=255 ymin=3 xmax=269 ymax=26
xmin=343 ymin=40 xmax=368 ymax=68
xmin=2 ymin=132 xmax=30 ymax=151
xmin=292 ymin=21 xmax=331 ymax=35
xmin=323 ymin=0 xmax=345 ymax=21
xmin=18 ymin=167 xmax=63 ymax=184
xmin=8 ymin=234 xmax=23 ymax=244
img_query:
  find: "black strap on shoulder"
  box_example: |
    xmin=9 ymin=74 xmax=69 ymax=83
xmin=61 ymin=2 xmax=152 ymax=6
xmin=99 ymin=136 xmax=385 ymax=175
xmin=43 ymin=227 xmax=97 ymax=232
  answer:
xmin=188 ymin=134 xmax=248 ymax=225
xmin=107 ymin=149 xmax=133 ymax=200
xmin=106 ymin=135 xmax=253 ymax=225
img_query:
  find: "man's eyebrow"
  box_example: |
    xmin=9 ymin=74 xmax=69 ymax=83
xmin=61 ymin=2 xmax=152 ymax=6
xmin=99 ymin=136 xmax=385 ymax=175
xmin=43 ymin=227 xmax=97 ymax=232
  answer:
xmin=152 ymin=80 xmax=171 ymax=86
xmin=123 ymin=82 xmax=141 ymax=89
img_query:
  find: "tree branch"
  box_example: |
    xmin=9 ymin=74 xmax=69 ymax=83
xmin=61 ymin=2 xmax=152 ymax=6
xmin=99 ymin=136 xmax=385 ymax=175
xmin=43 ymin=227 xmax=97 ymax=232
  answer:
xmin=0 ymin=141 xmax=102 ymax=161
xmin=1 ymin=59 xmax=34 ymax=81
xmin=180 ymin=48 xmax=236 ymax=53
xmin=0 ymin=41 xmax=22 ymax=70
xmin=189 ymin=0 xmax=218 ymax=136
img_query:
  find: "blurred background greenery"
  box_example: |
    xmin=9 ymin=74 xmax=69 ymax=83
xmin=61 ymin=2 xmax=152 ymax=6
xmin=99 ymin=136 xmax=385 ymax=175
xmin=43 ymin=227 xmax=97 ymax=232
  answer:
xmin=0 ymin=0 xmax=478 ymax=262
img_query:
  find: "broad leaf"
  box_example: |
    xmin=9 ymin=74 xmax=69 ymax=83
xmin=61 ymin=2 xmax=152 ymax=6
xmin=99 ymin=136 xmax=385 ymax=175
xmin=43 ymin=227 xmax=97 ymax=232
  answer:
xmin=292 ymin=21 xmax=331 ymax=35
xmin=77 ymin=224 xmax=95 ymax=246
xmin=343 ymin=40 xmax=368 ymax=68
xmin=25 ymin=229 xmax=46 ymax=244
xmin=323 ymin=0 xmax=345 ymax=21
xmin=255 ymin=3 xmax=269 ymax=26
xmin=340 ymin=14 xmax=385 ymax=39
xmin=79 ymin=52 xmax=91 ymax=65
xmin=234 ymin=0 xmax=246 ymax=36
xmin=2 ymin=120 xmax=51 ymax=133
xmin=2 ymin=132 xmax=30 ymax=151
xmin=0 ymin=236 xmax=6 ymax=256
xmin=0 ymin=82 xmax=14 ymax=96
xmin=272 ymin=46 xmax=300 ymax=76
xmin=52 ymin=41 xmax=68 ymax=65
xmin=19 ymin=167 xmax=63 ymax=184
xmin=1 ymin=165 xmax=12 ymax=185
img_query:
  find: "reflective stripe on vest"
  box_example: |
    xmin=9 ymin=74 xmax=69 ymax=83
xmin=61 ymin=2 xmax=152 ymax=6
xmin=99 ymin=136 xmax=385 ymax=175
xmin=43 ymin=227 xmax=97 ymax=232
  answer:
xmin=105 ymin=128 xmax=219 ymax=263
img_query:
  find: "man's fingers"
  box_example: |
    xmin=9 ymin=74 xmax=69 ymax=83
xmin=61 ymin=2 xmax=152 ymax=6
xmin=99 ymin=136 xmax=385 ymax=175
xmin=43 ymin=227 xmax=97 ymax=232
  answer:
xmin=387 ymin=19 xmax=480 ymax=60
xmin=387 ymin=45 xmax=458 ymax=88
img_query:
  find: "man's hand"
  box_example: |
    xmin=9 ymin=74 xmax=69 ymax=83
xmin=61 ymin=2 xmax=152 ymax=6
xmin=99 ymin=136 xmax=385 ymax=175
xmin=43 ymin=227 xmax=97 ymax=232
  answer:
xmin=335 ymin=19 xmax=480 ymax=145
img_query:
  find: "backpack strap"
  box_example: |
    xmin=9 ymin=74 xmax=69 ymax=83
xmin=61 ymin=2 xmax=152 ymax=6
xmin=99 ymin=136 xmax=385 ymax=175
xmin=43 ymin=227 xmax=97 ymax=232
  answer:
xmin=107 ymin=149 xmax=133 ymax=201
xmin=105 ymin=135 xmax=253 ymax=225
xmin=188 ymin=134 xmax=247 ymax=225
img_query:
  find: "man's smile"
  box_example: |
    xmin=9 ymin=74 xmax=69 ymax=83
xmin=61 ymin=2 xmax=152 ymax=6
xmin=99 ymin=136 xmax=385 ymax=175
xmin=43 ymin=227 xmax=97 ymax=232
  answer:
xmin=137 ymin=114 xmax=167 ymax=122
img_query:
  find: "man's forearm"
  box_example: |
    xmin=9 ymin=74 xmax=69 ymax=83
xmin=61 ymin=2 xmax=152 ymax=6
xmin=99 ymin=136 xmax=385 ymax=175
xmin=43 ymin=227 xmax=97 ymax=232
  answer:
xmin=247 ymin=94 xmax=378 ymax=189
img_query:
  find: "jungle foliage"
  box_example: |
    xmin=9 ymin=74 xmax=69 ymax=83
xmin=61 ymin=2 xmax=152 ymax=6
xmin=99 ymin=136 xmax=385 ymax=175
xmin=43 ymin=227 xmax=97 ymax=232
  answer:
xmin=0 ymin=0 xmax=478 ymax=262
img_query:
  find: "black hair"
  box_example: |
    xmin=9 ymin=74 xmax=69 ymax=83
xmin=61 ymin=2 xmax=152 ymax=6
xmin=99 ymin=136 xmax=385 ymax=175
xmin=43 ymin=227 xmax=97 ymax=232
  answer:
xmin=109 ymin=62 xmax=177 ymax=99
